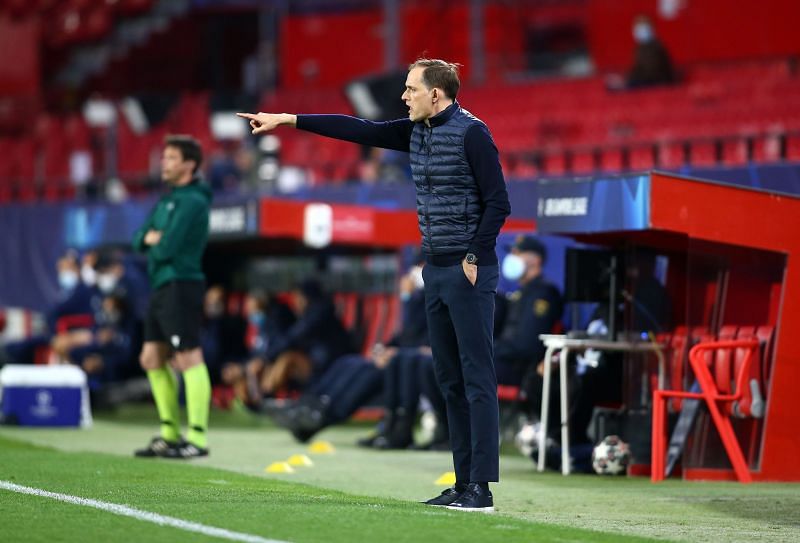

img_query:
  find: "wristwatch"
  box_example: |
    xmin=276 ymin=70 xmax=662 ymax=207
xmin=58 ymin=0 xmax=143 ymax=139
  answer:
xmin=465 ymin=253 xmax=478 ymax=265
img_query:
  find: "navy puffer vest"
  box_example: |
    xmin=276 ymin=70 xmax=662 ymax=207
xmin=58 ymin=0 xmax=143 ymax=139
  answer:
xmin=410 ymin=104 xmax=483 ymax=255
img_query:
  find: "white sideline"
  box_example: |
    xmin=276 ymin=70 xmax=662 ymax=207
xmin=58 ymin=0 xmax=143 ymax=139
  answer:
xmin=0 ymin=480 xmax=289 ymax=543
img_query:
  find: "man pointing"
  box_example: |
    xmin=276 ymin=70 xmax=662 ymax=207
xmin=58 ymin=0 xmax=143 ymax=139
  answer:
xmin=239 ymin=59 xmax=510 ymax=512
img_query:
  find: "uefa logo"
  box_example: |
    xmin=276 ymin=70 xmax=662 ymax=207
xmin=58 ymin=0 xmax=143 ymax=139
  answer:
xmin=31 ymin=389 xmax=57 ymax=418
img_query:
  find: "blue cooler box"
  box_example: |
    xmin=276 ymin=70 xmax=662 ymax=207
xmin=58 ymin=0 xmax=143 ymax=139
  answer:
xmin=0 ymin=365 xmax=92 ymax=427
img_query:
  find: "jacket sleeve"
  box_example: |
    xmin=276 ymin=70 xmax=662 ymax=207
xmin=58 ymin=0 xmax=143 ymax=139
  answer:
xmin=132 ymin=206 xmax=157 ymax=253
xmin=296 ymin=115 xmax=414 ymax=152
xmin=464 ymin=124 xmax=511 ymax=261
xmin=264 ymin=302 xmax=329 ymax=360
xmin=149 ymin=197 xmax=207 ymax=262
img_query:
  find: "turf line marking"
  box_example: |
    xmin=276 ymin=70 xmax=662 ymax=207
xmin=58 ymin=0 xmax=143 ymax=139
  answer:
xmin=0 ymin=480 xmax=289 ymax=543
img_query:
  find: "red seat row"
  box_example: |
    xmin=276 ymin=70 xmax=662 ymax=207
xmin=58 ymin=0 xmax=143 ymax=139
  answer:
xmin=651 ymin=324 xmax=774 ymax=483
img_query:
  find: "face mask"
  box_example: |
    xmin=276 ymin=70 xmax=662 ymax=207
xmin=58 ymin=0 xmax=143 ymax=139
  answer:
xmin=633 ymin=23 xmax=653 ymax=43
xmin=248 ymin=311 xmax=265 ymax=326
xmin=409 ymin=266 xmax=424 ymax=290
xmin=58 ymin=270 xmax=79 ymax=291
xmin=502 ymin=253 xmax=526 ymax=281
xmin=97 ymin=273 xmax=118 ymax=294
xmin=81 ymin=264 xmax=97 ymax=286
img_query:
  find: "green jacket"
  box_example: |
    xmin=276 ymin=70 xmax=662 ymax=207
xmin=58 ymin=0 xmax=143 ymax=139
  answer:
xmin=132 ymin=179 xmax=212 ymax=289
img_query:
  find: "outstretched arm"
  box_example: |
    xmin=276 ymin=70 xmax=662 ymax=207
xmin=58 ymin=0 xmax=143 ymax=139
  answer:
xmin=236 ymin=112 xmax=297 ymax=134
xmin=237 ymin=111 xmax=413 ymax=152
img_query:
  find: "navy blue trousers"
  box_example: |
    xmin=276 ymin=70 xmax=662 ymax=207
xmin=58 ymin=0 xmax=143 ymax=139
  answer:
xmin=309 ymin=355 xmax=383 ymax=423
xmin=423 ymin=263 xmax=499 ymax=483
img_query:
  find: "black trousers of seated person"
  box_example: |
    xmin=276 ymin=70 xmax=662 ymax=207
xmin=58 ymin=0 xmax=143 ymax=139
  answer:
xmin=423 ymin=263 xmax=500 ymax=484
xmin=308 ymin=355 xmax=383 ymax=424
xmin=383 ymin=351 xmax=447 ymax=424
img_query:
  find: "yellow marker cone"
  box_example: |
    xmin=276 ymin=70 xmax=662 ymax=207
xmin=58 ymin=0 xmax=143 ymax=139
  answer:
xmin=434 ymin=472 xmax=456 ymax=486
xmin=308 ymin=441 xmax=335 ymax=454
xmin=265 ymin=462 xmax=295 ymax=474
xmin=287 ymin=454 xmax=314 ymax=467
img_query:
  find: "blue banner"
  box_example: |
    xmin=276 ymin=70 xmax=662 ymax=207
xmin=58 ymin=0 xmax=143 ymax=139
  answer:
xmin=0 ymin=194 xmax=260 ymax=312
xmin=535 ymin=175 xmax=651 ymax=234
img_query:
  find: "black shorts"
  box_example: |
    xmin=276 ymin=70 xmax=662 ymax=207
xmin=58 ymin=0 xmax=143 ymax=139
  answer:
xmin=144 ymin=280 xmax=205 ymax=351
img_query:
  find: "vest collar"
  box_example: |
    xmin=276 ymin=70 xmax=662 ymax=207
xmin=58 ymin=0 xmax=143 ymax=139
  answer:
xmin=427 ymin=101 xmax=459 ymax=128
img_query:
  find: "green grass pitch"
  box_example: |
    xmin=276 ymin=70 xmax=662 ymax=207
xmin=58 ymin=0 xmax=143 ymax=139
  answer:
xmin=1 ymin=405 xmax=798 ymax=542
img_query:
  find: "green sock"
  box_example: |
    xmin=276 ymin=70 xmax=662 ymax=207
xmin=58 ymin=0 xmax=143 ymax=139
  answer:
xmin=183 ymin=363 xmax=211 ymax=449
xmin=146 ymin=367 xmax=180 ymax=442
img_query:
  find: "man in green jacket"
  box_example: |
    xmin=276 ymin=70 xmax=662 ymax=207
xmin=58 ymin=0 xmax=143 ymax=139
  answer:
xmin=132 ymin=135 xmax=213 ymax=459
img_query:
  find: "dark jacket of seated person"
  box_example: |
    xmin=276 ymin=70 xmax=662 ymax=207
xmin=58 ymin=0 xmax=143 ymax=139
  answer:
xmin=265 ymin=280 xmax=353 ymax=384
xmin=494 ymin=236 xmax=563 ymax=386
xmin=626 ymin=16 xmax=676 ymax=88
xmin=68 ymin=294 xmax=140 ymax=385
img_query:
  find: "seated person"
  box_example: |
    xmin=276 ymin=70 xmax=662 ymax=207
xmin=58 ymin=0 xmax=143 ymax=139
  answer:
xmin=220 ymin=288 xmax=295 ymax=407
xmin=200 ymin=285 xmax=248 ymax=384
xmin=66 ymin=293 xmax=141 ymax=388
xmin=265 ymin=265 xmax=448 ymax=446
xmin=495 ymin=236 xmax=563 ymax=387
xmin=49 ymin=250 xmax=137 ymax=364
xmin=3 ymin=249 xmax=101 ymax=365
xmin=358 ymin=262 xmax=448 ymax=450
xmin=256 ymin=279 xmax=353 ymax=395
xmin=607 ymin=15 xmax=676 ymax=90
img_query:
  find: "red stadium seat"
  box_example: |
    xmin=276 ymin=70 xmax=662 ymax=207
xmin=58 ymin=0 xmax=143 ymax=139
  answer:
xmin=787 ymin=134 xmax=800 ymax=161
xmin=752 ymin=134 xmax=783 ymax=163
xmin=334 ymin=293 xmax=359 ymax=331
xmin=689 ymin=141 xmax=718 ymax=167
xmin=658 ymin=142 xmax=686 ymax=169
xmin=542 ymin=153 xmax=567 ymax=176
xmin=666 ymin=326 xmax=689 ymax=411
xmin=629 ymin=146 xmax=655 ymax=171
xmin=570 ymin=150 xmax=596 ymax=174
xmin=599 ymin=148 xmax=624 ymax=172
xmin=652 ymin=338 xmax=761 ymax=483
xmin=721 ymin=139 xmax=748 ymax=166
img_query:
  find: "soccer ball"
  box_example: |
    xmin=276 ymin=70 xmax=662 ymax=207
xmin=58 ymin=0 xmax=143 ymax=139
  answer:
xmin=591 ymin=435 xmax=631 ymax=475
xmin=514 ymin=421 xmax=543 ymax=458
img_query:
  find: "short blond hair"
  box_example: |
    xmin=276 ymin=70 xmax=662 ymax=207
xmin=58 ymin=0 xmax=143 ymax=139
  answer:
xmin=408 ymin=58 xmax=462 ymax=100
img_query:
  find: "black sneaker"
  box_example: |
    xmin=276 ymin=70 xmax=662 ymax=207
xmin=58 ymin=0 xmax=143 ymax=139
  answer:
xmin=445 ymin=483 xmax=494 ymax=513
xmin=423 ymin=485 xmax=466 ymax=506
xmin=134 ymin=436 xmax=181 ymax=458
xmin=356 ymin=432 xmax=382 ymax=448
xmin=161 ymin=442 xmax=209 ymax=459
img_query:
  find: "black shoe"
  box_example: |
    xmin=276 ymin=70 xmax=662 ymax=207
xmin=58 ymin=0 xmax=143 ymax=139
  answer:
xmin=356 ymin=432 xmax=382 ymax=448
xmin=290 ymin=427 xmax=319 ymax=444
xmin=412 ymin=438 xmax=451 ymax=451
xmin=445 ymin=483 xmax=494 ymax=513
xmin=274 ymin=399 xmax=328 ymax=443
xmin=422 ymin=485 xmax=466 ymax=507
xmin=373 ymin=434 xmax=413 ymax=450
xmin=161 ymin=442 xmax=209 ymax=459
xmin=134 ymin=436 xmax=182 ymax=458
xmin=374 ymin=413 xmax=413 ymax=449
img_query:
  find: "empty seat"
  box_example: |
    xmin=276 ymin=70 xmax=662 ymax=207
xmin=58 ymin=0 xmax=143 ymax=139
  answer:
xmin=629 ymin=146 xmax=655 ymax=170
xmin=721 ymin=139 xmax=748 ymax=166
xmin=599 ymin=148 xmax=624 ymax=172
xmin=652 ymin=338 xmax=761 ymax=483
xmin=752 ymin=134 xmax=783 ymax=163
xmin=787 ymin=134 xmax=800 ymax=161
xmin=689 ymin=141 xmax=718 ymax=167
